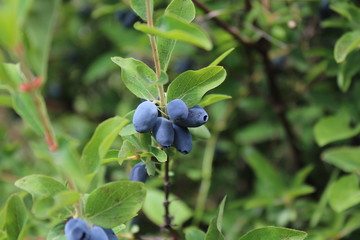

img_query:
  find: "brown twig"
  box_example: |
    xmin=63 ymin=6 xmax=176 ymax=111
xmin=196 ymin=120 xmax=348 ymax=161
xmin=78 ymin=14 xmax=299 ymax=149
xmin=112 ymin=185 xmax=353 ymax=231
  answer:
xmin=192 ymin=0 xmax=302 ymax=168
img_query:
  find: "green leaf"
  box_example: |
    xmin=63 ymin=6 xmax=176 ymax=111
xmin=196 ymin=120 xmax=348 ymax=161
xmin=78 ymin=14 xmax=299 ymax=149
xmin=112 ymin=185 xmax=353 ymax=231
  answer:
xmin=328 ymin=174 xmax=360 ymax=212
xmin=322 ymin=146 xmax=360 ymax=173
xmin=198 ymin=94 xmax=232 ymax=107
xmin=130 ymin=0 xmax=150 ymax=21
xmin=148 ymin=146 xmax=167 ymax=162
xmin=334 ymin=31 xmax=360 ymax=63
xmin=49 ymin=191 xmax=80 ymax=216
xmin=47 ymin=222 xmax=66 ymax=240
xmin=81 ymin=116 xmax=129 ymax=174
xmin=239 ymin=227 xmax=307 ymax=240
xmin=189 ymin=125 xmax=211 ymax=140
xmin=0 ymin=0 xmax=22 ymax=49
xmin=185 ymin=227 xmax=206 ymax=240
xmin=142 ymin=188 xmax=192 ymax=227
xmin=167 ymin=66 xmax=226 ymax=107
xmin=0 ymin=94 xmax=12 ymax=107
xmin=5 ymin=195 xmax=27 ymax=240
xmin=25 ymin=0 xmax=60 ymax=80
xmin=15 ymin=175 xmax=66 ymax=197
xmin=208 ymin=48 xmax=235 ymax=67
xmin=119 ymin=124 xmax=137 ymax=136
xmin=241 ymin=147 xmax=285 ymax=196
xmin=111 ymin=57 xmax=159 ymax=100
xmin=165 ymin=0 xmax=195 ymax=22
xmin=205 ymin=196 xmax=226 ymax=240
xmin=118 ymin=140 xmax=137 ymax=164
xmin=134 ymin=14 xmax=212 ymax=50
xmin=84 ymin=181 xmax=146 ymax=228
xmin=314 ymin=111 xmax=360 ymax=147
xmin=337 ymin=52 xmax=360 ymax=92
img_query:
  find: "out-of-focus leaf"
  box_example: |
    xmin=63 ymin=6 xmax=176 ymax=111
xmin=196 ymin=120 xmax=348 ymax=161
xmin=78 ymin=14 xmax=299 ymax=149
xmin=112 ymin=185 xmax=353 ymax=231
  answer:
xmin=47 ymin=222 xmax=66 ymax=240
xmin=84 ymin=181 xmax=146 ymax=228
xmin=337 ymin=53 xmax=360 ymax=92
xmin=322 ymin=146 xmax=360 ymax=173
xmin=5 ymin=195 xmax=27 ymax=240
xmin=81 ymin=116 xmax=128 ymax=174
xmin=165 ymin=0 xmax=195 ymax=22
xmin=130 ymin=0 xmax=150 ymax=21
xmin=185 ymin=227 xmax=206 ymax=240
xmin=25 ymin=0 xmax=61 ymax=80
xmin=143 ymin=188 xmax=192 ymax=227
xmin=328 ymin=174 xmax=360 ymax=212
xmin=189 ymin=125 xmax=211 ymax=140
xmin=314 ymin=111 xmax=360 ymax=146
xmin=111 ymin=57 xmax=159 ymax=100
xmin=134 ymin=14 xmax=212 ymax=50
xmin=239 ymin=227 xmax=307 ymax=240
xmin=334 ymin=31 xmax=360 ymax=63
xmin=167 ymin=66 xmax=226 ymax=107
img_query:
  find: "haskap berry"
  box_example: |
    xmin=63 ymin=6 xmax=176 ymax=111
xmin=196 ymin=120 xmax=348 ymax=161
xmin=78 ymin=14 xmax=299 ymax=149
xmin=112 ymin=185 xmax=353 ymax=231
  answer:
xmin=173 ymin=124 xmax=192 ymax=154
xmin=64 ymin=218 xmax=90 ymax=240
xmin=152 ymin=117 xmax=174 ymax=148
xmin=175 ymin=105 xmax=208 ymax=127
xmin=130 ymin=162 xmax=148 ymax=183
xmin=89 ymin=226 xmax=108 ymax=240
xmin=133 ymin=101 xmax=158 ymax=133
xmin=167 ymin=99 xmax=188 ymax=121
xmin=100 ymin=227 xmax=118 ymax=240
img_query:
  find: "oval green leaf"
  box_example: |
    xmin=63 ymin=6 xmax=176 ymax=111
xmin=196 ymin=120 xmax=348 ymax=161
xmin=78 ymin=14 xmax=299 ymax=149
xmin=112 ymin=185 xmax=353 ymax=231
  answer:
xmin=322 ymin=146 xmax=360 ymax=173
xmin=15 ymin=175 xmax=66 ymax=197
xmin=334 ymin=31 xmax=360 ymax=63
xmin=239 ymin=226 xmax=307 ymax=240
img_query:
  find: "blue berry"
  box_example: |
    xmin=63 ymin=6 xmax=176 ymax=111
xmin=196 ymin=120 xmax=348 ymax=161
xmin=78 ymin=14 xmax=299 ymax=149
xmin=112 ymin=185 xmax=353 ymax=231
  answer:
xmin=64 ymin=219 xmax=90 ymax=240
xmin=167 ymin=99 xmax=188 ymax=121
xmin=101 ymin=227 xmax=118 ymax=240
xmin=130 ymin=162 xmax=148 ymax=183
xmin=89 ymin=226 xmax=108 ymax=240
xmin=133 ymin=101 xmax=158 ymax=133
xmin=173 ymin=124 xmax=192 ymax=154
xmin=152 ymin=117 xmax=174 ymax=148
xmin=175 ymin=105 xmax=208 ymax=127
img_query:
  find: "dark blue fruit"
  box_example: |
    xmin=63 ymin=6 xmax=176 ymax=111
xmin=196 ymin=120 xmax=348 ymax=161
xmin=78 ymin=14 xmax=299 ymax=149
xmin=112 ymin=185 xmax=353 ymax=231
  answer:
xmin=130 ymin=162 xmax=148 ymax=183
xmin=101 ymin=227 xmax=118 ymax=240
xmin=167 ymin=99 xmax=188 ymax=121
xmin=152 ymin=117 xmax=174 ymax=148
xmin=89 ymin=226 xmax=108 ymax=240
xmin=64 ymin=218 xmax=90 ymax=240
xmin=175 ymin=105 xmax=208 ymax=127
xmin=173 ymin=124 xmax=192 ymax=154
xmin=133 ymin=101 xmax=158 ymax=133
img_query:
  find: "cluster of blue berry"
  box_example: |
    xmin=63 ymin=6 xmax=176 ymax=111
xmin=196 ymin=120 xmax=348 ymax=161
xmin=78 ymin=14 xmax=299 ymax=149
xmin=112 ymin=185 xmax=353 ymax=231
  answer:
xmin=64 ymin=219 xmax=117 ymax=240
xmin=133 ymin=99 xmax=208 ymax=154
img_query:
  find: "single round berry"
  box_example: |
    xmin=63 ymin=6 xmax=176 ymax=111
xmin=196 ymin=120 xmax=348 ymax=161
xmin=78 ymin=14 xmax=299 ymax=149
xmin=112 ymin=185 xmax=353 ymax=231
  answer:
xmin=167 ymin=99 xmax=188 ymax=121
xmin=152 ymin=117 xmax=174 ymax=148
xmin=130 ymin=162 xmax=148 ymax=183
xmin=173 ymin=124 xmax=192 ymax=154
xmin=89 ymin=226 xmax=108 ymax=240
xmin=64 ymin=218 xmax=90 ymax=240
xmin=133 ymin=101 xmax=158 ymax=133
xmin=175 ymin=105 xmax=208 ymax=128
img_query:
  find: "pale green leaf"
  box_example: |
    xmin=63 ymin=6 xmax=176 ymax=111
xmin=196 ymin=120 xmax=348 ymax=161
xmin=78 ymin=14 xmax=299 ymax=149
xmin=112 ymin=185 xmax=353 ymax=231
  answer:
xmin=322 ymin=146 xmax=360 ymax=173
xmin=111 ymin=57 xmax=159 ymax=100
xmin=328 ymin=174 xmax=360 ymax=212
xmin=47 ymin=222 xmax=66 ymax=240
xmin=134 ymin=14 xmax=212 ymax=50
xmin=84 ymin=181 xmax=146 ymax=228
xmin=189 ymin=125 xmax=211 ymax=140
xmin=165 ymin=0 xmax=195 ymax=22
xmin=185 ymin=227 xmax=206 ymax=240
xmin=337 ymin=52 xmax=360 ymax=92
xmin=81 ymin=116 xmax=129 ymax=174
xmin=239 ymin=227 xmax=307 ymax=240
xmin=334 ymin=31 xmax=360 ymax=63
xmin=143 ymin=188 xmax=192 ymax=227
xmin=198 ymin=94 xmax=232 ymax=107
xmin=314 ymin=111 xmax=360 ymax=147
xmin=167 ymin=66 xmax=226 ymax=107
xmin=15 ymin=175 xmax=66 ymax=197
xmin=208 ymin=48 xmax=235 ymax=67
xmin=205 ymin=196 xmax=226 ymax=240
xmin=5 ymin=195 xmax=27 ymax=240
xmin=130 ymin=0 xmax=150 ymax=21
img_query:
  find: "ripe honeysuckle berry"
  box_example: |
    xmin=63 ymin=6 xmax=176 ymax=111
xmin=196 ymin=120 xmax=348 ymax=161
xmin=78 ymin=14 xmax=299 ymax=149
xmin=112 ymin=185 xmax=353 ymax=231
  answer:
xmin=64 ymin=218 xmax=90 ymax=240
xmin=173 ymin=124 xmax=192 ymax=154
xmin=130 ymin=162 xmax=148 ymax=183
xmin=175 ymin=105 xmax=208 ymax=128
xmin=89 ymin=226 xmax=108 ymax=240
xmin=100 ymin=227 xmax=118 ymax=240
xmin=167 ymin=99 xmax=188 ymax=121
xmin=133 ymin=101 xmax=158 ymax=133
xmin=152 ymin=117 xmax=174 ymax=148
